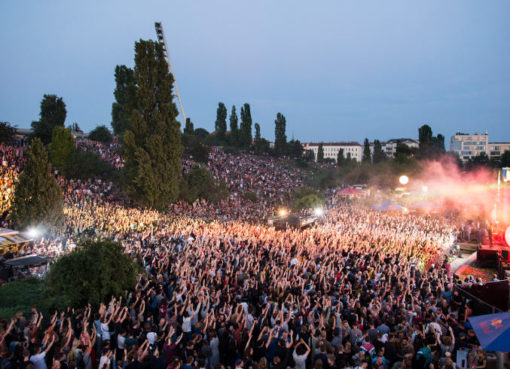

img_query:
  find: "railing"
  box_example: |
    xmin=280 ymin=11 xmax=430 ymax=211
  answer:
xmin=454 ymin=284 xmax=503 ymax=315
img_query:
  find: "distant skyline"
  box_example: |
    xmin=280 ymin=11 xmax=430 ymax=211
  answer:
xmin=1 ymin=1 xmax=509 ymax=144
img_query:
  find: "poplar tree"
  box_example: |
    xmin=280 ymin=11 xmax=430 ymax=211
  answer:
xmin=11 ymin=138 xmax=63 ymax=229
xmin=274 ymin=112 xmax=287 ymax=156
xmin=229 ymin=105 xmax=238 ymax=146
xmin=215 ymin=102 xmax=227 ymax=140
xmin=372 ymin=140 xmax=386 ymax=164
xmin=49 ymin=127 xmax=75 ymax=176
xmin=317 ymin=143 xmax=324 ymax=162
xmin=184 ymin=118 xmax=194 ymax=135
xmin=122 ymin=40 xmax=183 ymax=209
xmin=111 ymin=65 xmax=136 ymax=135
xmin=362 ymin=138 xmax=371 ymax=164
xmin=239 ymin=103 xmax=252 ymax=149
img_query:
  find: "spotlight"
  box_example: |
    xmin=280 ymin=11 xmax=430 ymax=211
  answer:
xmin=422 ymin=185 xmax=428 ymax=193
xmin=278 ymin=208 xmax=288 ymax=217
xmin=27 ymin=227 xmax=40 ymax=239
xmin=399 ymin=175 xmax=409 ymax=185
xmin=314 ymin=207 xmax=324 ymax=216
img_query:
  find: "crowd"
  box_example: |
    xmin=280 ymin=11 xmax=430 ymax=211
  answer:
xmin=0 ymin=144 xmax=25 ymax=216
xmin=0 ymin=139 xmax=497 ymax=369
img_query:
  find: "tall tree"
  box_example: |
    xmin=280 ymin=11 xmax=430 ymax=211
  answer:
xmin=254 ymin=123 xmax=262 ymax=154
xmin=122 ymin=40 xmax=183 ymax=209
xmin=287 ymin=139 xmax=303 ymax=158
xmin=215 ymin=102 xmax=227 ymax=140
xmin=362 ymin=138 xmax=371 ymax=164
xmin=500 ymin=150 xmax=510 ymax=167
xmin=31 ymin=95 xmax=67 ymax=144
xmin=11 ymin=138 xmax=63 ymax=229
xmin=317 ymin=143 xmax=324 ymax=162
xmin=433 ymin=134 xmax=445 ymax=152
xmin=49 ymin=127 xmax=75 ymax=176
xmin=0 ymin=121 xmax=16 ymax=144
xmin=274 ymin=112 xmax=287 ymax=156
xmin=372 ymin=139 xmax=386 ymax=164
xmin=337 ymin=148 xmax=345 ymax=166
xmin=183 ymin=118 xmax=194 ymax=135
xmin=229 ymin=105 xmax=238 ymax=146
xmin=239 ymin=103 xmax=252 ymax=149
xmin=111 ymin=65 xmax=136 ymax=135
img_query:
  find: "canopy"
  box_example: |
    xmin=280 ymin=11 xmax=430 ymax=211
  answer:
xmin=338 ymin=188 xmax=364 ymax=196
xmin=5 ymin=255 xmax=47 ymax=267
xmin=468 ymin=312 xmax=510 ymax=352
xmin=371 ymin=201 xmax=406 ymax=212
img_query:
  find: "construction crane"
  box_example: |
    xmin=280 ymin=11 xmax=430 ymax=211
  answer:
xmin=154 ymin=22 xmax=186 ymax=124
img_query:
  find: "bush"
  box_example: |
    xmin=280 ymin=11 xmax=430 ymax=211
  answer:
xmin=0 ymin=278 xmax=53 ymax=319
xmin=66 ymin=150 xmax=114 ymax=179
xmin=292 ymin=187 xmax=325 ymax=210
xmin=243 ymin=191 xmax=258 ymax=202
xmin=88 ymin=125 xmax=113 ymax=143
xmin=180 ymin=165 xmax=228 ymax=203
xmin=45 ymin=239 xmax=141 ymax=308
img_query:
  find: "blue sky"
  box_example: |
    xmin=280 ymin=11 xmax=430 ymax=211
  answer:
xmin=1 ymin=1 xmax=509 ymax=144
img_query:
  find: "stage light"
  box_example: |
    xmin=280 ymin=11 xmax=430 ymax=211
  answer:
xmin=278 ymin=208 xmax=288 ymax=217
xmin=505 ymin=226 xmax=510 ymax=247
xmin=27 ymin=227 xmax=40 ymax=239
xmin=399 ymin=175 xmax=409 ymax=185
xmin=422 ymin=185 xmax=428 ymax=193
xmin=314 ymin=207 xmax=324 ymax=216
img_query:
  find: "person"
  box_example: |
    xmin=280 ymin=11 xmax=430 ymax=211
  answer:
xmin=293 ymin=340 xmax=310 ymax=369
xmin=29 ymin=336 xmax=55 ymax=369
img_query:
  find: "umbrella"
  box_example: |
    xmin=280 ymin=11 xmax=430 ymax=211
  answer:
xmin=371 ymin=201 xmax=406 ymax=212
xmin=468 ymin=312 xmax=510 ymax=352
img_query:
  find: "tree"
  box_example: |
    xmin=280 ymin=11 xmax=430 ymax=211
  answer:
xmin=0 ymin=121 xmax=16 ymax=144
xmin=180 ymin=165 xmax=228 ymax=203
xmin=254 ymin=123 xmax=263 ymax=154
xmin=184 ymin=118 xmax=194 ymax=135
xmin=501 ymin=150 xmax=510 ymax=167
xmin=215 ymin=102 xmax=227 ymax=140
xmin=229 ymin=105 xmax=238 ymax=146
xmin=372 ymin=140 xmax=386 ymax=164
xmin=337 ymin=148 xmax=345 ymax=166
xmin=239 ymin=103 xmax=252 ymax=149
xmin=45 ymin=239 xmax=140 ymax=308
xmin=274 ymin=112 xmax=287 ymax=156
xmin=362 ymin=138 xmax=371 ymax=164
xmin=292 ymin=188 xmax=325 ymax=210
xmin=31 ymin=95 xmax=67 ymax=144
xmin=111 ymin=65 xmax=136 ymax=135
xmin=88 ymin=125 xmax=113 ymax=143
xmin=317 ymin=143 xmax=324 ymax=162
xmin=11 ymin=138 xmax=63 ymax=230
xmin=304 ymin=149 xmax=315 ymax=162
xmin=67 ymin=150 xmax=113 ymax=180
xmin=122 ymin=40 xmax=183 ymax=209
xmin=418 ymin=124 xmax=445 ymax=157
xmin=433 ymin=134 xmax=445 ymax=153
xmin=49 ymin=127 xmax=75 ymax=176
xmin=287 ymin=139 xmax=303 ymax=159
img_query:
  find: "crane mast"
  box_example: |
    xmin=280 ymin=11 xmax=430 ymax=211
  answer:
xmin=154 ymin=22 xmax=186 ymax=124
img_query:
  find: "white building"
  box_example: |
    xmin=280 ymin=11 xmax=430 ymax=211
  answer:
xmin=303 ymin=142 xmax=362 ymax=163
xmin=488 ymin=142 xmax=510 ymax=160
xmin=382 ymin=138 xmax=419 ymax=157
xmin=450 ymin=133 xmax=489 ymax=162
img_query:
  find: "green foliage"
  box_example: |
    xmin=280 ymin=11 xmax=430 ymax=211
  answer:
xmin=0 ymin=278 xmax=53 ymax=320
xmin=239 ymin=103 xmax=252 ymax=149
xmin=189 ymin=142 xmax=210 ymax=164
xmin=292 ymin=187 xmax=325 ymax=210
xmin=215 ymin=102 xmax=227 ymax=140
xmin=49 ymin=127 xmax=75 ymax=176
xmin=274 ymin=112 xmax=287 ymax=156
xmin=31 ymin=95 xmax=67 ymax=144
xmin=111 ymin=65 xmax=136 ymax=135
xmin=337 ymin=149 xmax=345 ymax=166
xmin=373 ymin=140 xmax=386 ymax=164
xmin=180 ymin=165 xmax=228 ymax=203
xmin=45 ymin=239 xmax=140 ymax=308
xmin=287 ymin=140 xmax=303 ymax=159
xmin=184 ymin=118 xmax=194 ymax=135
xmin=362 ymin=138 xmax=371 ymax=164
xmin=304 ymin=149 xmax=315 ymax=162
xmin=67 ymin=150 xmax=114 ymax=180
xmin=418 ymin=124 xmax=445 ymax=158
xmin=0 ymin=121 xmax=16 ymax=144
xmin=229 ymin=105 xmax=238 ymax=146
xmin=11 ymin=138 xmax=63 ymax=230
xmin=88 ymin=125 xmax=113 ymax=143
xmin=306 ymin=166 xmax=341 ymax=189
xmin=501 ymin=150 xmax=510 ymax=167
xmin=317 ymin=143 xmax=324 ymax=162
xmin=194 ymin=128 xmax=209 ymax=140
xmin=121 ymin=40 xmax=183 ymax=210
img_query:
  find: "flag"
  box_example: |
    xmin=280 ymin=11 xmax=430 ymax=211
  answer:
xmin=468 ymin=312 xmax=510 ymax=351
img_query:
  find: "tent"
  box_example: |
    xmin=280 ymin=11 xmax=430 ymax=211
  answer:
xmin=371 ymin=201 xmax=406 ymax=212
xmin=468 ymin=312 xmax=510 ymax=352
xmin=338 ymin=188 xmax=365 ymax=196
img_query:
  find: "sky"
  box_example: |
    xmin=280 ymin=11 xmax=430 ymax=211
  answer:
xmin=1 ymin=1 xmax=509 ymax=145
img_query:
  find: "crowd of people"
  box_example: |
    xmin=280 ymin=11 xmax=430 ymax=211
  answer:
xmin=0 ymin=139 xmax=499 ymax=369
xmin=0 ymin=144 xmax=25 ymax=217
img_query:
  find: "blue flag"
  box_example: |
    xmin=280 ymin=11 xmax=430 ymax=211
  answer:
xmin=468 ymin=312 xmax=510 ymax=352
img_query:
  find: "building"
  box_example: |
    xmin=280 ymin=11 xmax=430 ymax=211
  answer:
xmin=381 ymin=138 xmax=419 ymax=157
xmin=303 ymin=142 xmax=362 ymax=163
xmin=450 ymin=133 xmax=489 ymax=162
xmin=488 ymin=142 xmax=510 ymax=160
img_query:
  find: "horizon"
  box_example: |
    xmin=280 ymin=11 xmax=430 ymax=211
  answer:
xmin=1 ymin=1 xmax=509 ymax=144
